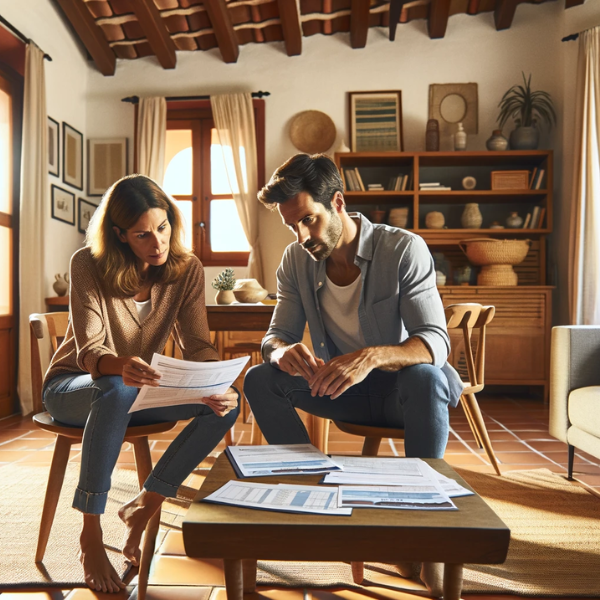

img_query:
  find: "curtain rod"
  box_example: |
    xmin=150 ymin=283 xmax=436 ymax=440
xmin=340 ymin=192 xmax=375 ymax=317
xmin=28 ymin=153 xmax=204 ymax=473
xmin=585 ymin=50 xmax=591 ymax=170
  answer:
xmin=0 ymin=15 xmax=52 ymax=61
xmin=562 ymin=23 xmax=599 ymax=42
xmin=121 ymin=91 xmax=271 ymax=104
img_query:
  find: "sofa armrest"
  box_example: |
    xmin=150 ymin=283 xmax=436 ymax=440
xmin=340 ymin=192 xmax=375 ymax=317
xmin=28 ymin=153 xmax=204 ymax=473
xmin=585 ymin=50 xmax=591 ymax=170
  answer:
xmin=550 ymin=326 xmax=600 ymax=443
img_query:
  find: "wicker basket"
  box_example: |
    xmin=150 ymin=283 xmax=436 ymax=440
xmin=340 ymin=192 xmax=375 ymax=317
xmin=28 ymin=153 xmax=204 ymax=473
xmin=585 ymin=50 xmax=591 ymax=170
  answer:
xmin=458 ymin=238 xmax=531 ymax=266
xmin=478 ymin=265 xmax=518 ymax=286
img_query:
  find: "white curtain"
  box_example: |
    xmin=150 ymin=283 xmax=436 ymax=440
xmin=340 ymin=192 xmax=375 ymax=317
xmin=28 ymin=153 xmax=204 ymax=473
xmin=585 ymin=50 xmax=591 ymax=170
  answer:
xmin=568 ymin=26 xmax=600 ymax=324
xmin=211 ymin=93 xmax=264 ymax=285
xmin=18 ymin=43 xmax=47 ymax=415
xmin=137 ymin=97 xmax=166 ymax=185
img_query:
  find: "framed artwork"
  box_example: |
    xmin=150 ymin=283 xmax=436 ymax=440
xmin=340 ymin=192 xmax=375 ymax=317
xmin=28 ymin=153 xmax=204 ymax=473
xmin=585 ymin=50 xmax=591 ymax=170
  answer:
xmin=48 ymin=117 xmax=59 ymax=176
xmin=429 ymin=83 xmax=478 ymax=137
xmin=63 ymin=122 xmax=84 ymax=190
xmin=88 ymin=138 xmax=128 ymax=196
xmin=348 ymin=91 xmax=403 ymax=152
xmin=78 ymin=198 xmax=98 ymax=234
xmin=51 ymin=184 xmax=75 ymax=225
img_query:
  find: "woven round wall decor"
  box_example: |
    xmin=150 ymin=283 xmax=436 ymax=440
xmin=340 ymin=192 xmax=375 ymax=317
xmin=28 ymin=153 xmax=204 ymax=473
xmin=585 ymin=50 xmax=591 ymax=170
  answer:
xmin=289 ymin=110 xmax=337 ymax=154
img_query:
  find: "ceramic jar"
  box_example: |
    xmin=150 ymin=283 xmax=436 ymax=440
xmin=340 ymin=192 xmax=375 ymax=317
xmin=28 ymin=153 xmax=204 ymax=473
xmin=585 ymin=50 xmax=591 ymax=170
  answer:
xmin=461 ymin=203 xmax=483 ymax=228
xmin=53 ymin=273 xmax=69 ymax=296
xmin=506 ymin=212 xmax=524 ymax=229
xmin=233 ymin=279 xmax=268 ymax=303
xmin=435 ymin=271 xmax=447 ymax=286
xmin=370 ymin=209 xmax=386 ymax=224
xmin=215 ymin=289 xmax=235 ymax=305
xmin=425 ymin=211 xmax=445 ymax=229
xmin=454 ymin=122 xmax=467 ymax=151
xmin=509 ymin=126 xmax=539 ymax=150
xmin=425 ymin=119 xmax=440 ymax=152
xmin=486 ymin=130 xmax=509 ymax=151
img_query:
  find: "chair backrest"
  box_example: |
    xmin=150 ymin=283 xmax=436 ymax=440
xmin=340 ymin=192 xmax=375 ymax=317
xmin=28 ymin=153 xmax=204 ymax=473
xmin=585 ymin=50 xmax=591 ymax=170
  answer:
xmin=445 ymin=303 xmax=495 ymax=394
xmin=29 ymin=312 xmax=69 ymax=414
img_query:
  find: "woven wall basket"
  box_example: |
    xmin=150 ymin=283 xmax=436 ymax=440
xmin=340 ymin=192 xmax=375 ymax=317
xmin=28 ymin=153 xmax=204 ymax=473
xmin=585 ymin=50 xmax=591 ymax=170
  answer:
xmin=289 ymin=110 xmax=337 ymax=154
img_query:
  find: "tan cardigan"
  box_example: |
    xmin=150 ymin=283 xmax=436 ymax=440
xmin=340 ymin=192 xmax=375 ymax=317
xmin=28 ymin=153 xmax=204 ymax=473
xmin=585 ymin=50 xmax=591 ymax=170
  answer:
xmin=45 ymin=247 xmax=219 ymax=384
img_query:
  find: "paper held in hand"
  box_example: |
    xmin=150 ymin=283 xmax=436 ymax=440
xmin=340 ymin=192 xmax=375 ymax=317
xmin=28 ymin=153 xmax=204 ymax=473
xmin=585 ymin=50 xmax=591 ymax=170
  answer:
xmin=128 ymin=353 xmax=250 ymax=413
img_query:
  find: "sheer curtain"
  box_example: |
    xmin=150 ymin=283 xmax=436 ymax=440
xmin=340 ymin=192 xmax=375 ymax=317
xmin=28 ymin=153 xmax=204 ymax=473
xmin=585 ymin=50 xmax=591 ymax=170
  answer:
xmin=568 ymin=26 xmax=600 ymax=324
xmin=211 ymin=93 xmax=264 ymax=285
xmin=18 ymin=43 xmax=47 ymax=414
xmin=137 ymin=97 xmax=166 ymax=184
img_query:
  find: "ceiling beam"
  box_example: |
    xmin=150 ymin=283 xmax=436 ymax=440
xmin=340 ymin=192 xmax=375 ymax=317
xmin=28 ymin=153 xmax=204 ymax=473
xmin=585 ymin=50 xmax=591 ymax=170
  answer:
xmin=54 ymin=0 xmax=116 ymax=75
xmin=277 ymin=0 xmax=302 ymax=56
xmin=565 ymin=0 xmax=585 ymax=7
xmin=494 ymin=0 xmax=519 ymax=30
xmin=428 ymin=0 xmax=451 ymax=38
xmin=203 ymin=0 xmax=239 ymax=63
xmin=389 ymin=0 xmax=410 ymax=41
xmin=129 ymin=0 xmax=177 ymax=69
xmin=350 ymin=0 xmax=370 ymax=48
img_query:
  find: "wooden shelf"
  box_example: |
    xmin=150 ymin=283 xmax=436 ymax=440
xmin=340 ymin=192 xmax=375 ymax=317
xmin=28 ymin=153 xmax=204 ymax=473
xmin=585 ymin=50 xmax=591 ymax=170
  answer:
xmin=418 ymin=190 xmax=547 ymax=203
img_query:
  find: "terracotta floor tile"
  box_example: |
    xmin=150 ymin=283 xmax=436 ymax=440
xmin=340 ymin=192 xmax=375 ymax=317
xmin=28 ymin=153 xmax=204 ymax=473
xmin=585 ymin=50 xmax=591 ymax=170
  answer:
xmin=526 ymin=440 xmax=568 ymax=452
xmin=445 ymin=454 xmax=490 ymax=466
xmin=495 ymin=452 xmax=555 ymax=465
xmin=2 ymin=594 xmax=67 ymax=600
xmin=0 ymin=438 xmax=55 ymax=450
xmin=65 ymin=589 xmax=130 ymax=599
xmin=477 ymin=441 xmax=529 ymax=453
xmin=212 ymin=589 xmax=307 ymax=599
xmin=511 ymin=431 xmax=555 ymax=441
xmin=139 ymin=585 xmax=211 ymax=599
xmin=311 ymin=586 xmax=428 ymax=599
xmin=0 ymin=449 xmax=36 ymax=462
xmin=158 ymin=530 xmax=186 ymax=555
xmin=149 ymin=555 xmax=225 ymax=586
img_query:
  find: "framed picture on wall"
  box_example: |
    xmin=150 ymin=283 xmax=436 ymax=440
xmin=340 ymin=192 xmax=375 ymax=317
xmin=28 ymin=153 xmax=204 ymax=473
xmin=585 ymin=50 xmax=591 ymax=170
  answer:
xmin=348 ymin=90 xmax=404 ymax=152
xmin=63 ymin=122 xmax=83 ymax=190
xmin=48 ymin=117 xmax=59 ymax=176
xmin=51 ymin=184 xmax=75 ymax=225
xmin=78 ymin=198 xmax=98 ymax=234
xmin=88 ymin=138 xmax=128 ymax=196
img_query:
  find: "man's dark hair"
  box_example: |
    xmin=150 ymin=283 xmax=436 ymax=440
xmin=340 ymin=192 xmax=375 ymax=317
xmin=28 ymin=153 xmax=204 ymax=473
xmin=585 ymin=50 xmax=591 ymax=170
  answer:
xmin=257 ymin=153 xmax=343 ymax=210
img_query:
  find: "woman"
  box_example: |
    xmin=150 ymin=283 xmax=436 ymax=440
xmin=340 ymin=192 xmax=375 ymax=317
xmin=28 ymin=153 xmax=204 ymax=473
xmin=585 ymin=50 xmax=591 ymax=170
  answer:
xmin=43 ymin=175 xmax=239 ymax=593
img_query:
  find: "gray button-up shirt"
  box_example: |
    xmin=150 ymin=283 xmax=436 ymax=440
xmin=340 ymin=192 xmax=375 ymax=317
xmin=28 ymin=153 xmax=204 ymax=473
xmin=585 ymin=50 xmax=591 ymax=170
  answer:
xmin=264 ymin=213 xmax=463 ymax=407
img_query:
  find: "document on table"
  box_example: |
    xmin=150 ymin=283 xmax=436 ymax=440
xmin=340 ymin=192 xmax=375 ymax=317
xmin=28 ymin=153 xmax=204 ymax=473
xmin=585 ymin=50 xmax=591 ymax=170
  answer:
xmin=338 ymin=484 xmax=457 ymax=510
xmin=128 ymin=353 xmax=250 ymax=413
xmin=203 ymin=480 xmax=352 ymax=516
xmin=225 ymin=444 xmax=342 ymax=477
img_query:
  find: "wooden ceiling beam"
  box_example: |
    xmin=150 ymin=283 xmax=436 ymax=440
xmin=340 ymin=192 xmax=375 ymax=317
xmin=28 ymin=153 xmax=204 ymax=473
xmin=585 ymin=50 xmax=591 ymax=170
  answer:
xmin=565 ymin=0 xmax=585 ymax=7
xmin=277 ymin=0 xmax=302 ymax=56
xmin=428 ymin=0 xmax=451 ymax=39
xmin=389 ymin=0 xmax=410 ymax=41
xmin=494 ymin=0 xmax=519 ymax=30
xmin=54 ymin=0 xmax=116 ymax=75
xmin=203 ymin=0 xmax=239 ymax=63
xmin=350 ymin=0 xmax=371 ymax=48
xmin=129 ymin=0 xmax=177 ymax=69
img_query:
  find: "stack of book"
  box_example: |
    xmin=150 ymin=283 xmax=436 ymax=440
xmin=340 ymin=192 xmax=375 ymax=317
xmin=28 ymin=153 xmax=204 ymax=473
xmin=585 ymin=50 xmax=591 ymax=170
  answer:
xmin=387 ymin=174 xmax=411 ymax=191
xmin=419 ymin=182 xmax=452 ymax=191
xmin=342 ymin=168 xmax=366 ymax=191
xmin=529 ymin=168 xmax=546 ymax=190
xmin=342 ymin=168 xmax=412 ymax=192
xmin=522 ymin=206 xmax=546 ymax=229
xmin=368 ymin=183 xmax=384 ymax=191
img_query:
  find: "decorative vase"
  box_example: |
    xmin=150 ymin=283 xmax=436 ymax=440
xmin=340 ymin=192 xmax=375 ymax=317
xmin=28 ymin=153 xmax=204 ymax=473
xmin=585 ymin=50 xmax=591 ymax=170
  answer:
xmin=370 ymin=209 xmax=386 ymax=224
xmin=53 ymin=273 xmax=69 ymax=296
xmin=425 ymin=211 xmax=445 ymax=229
xmin=486 ymin=129 xmax=509 ymax=151
xmin=506 ymin=212 xmax=524 ymax=229
xmin=509 ymin=126 xmax=539 ymax=150
xmin=335 ymin=138 xmax=351 ymax=153
xmin=454 ymin=265 xmax=472 ymax=285
xmin=233 ymin=279 xmax=268 ymax=303
xmin=461 ymin=203 xmax=483 ymax=228
xmin=435 ymin=271 xmax=447 ymax=286
xmin=215 ymin=289 xmax=235 ymax=305
xmin=425 ymin=119 xmax=440 ymax=152
xmin=454 ymin=122 xmax=467 ymax=151
xmin=462 ymin=176 xmax=476 ymax=190
xmin=388 ymin=207 xmax=409 ymax=228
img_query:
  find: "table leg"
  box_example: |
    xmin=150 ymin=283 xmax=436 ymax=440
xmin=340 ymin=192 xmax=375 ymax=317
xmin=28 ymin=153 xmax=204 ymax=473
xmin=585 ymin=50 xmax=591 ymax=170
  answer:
xmin=243 ymin=558 xmax=257 ymax=593
xmin=224 ymin=559 xmax=243 ymax=600
xmin=443 ymin=563 xmax=463 ymax=600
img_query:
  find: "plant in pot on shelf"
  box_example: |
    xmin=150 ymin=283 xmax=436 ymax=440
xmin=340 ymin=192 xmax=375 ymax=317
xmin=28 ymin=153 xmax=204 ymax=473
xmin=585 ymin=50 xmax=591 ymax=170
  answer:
xmin=497 ymin=72 xmax=556 ymax=150
xmin=212 ymin=268 xmax=236 ymax=304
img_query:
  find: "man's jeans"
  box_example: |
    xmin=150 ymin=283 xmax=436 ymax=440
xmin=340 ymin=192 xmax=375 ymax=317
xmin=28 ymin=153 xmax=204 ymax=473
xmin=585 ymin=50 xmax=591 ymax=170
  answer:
xmin=244 ymin=363 xmax=451 ymax=458
xmin=43 ymin=373 xmax=239 ymax=514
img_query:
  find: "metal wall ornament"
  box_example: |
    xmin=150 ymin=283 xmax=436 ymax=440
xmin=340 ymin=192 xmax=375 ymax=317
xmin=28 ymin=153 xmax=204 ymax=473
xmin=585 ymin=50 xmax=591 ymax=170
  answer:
xmin=429 ymin=83 xmax=478 ymax=138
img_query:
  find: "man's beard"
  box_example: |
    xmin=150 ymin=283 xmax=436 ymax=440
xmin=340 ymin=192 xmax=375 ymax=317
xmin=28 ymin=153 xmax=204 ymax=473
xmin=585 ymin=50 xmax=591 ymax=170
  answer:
xmin=302 ymin=210 xmax=343 ymax=261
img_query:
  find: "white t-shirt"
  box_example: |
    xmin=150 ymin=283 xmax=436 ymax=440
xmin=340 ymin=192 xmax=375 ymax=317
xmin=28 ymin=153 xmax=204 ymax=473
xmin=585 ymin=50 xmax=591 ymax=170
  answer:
xmin=133 ymin=298 xmax=152 ymax=323
xmin=320 ymin=274 xmax=366 ymax=355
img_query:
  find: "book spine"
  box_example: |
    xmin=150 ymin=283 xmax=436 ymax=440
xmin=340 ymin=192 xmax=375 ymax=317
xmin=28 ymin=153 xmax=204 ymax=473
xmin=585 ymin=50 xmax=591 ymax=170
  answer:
xmin=354 ymin=168 xmax=365 ymax=191
xmin=529 ymin=167 xmax=538 ymax=189
xmin=523 ymin=213 xmax=532 ymax=228
xmin=537 ymin=206 xmax=546 ymax=229
xmin=530 ymin=206 xmax=540 ymax=229
xmin=534 ymin=169 xmax=545 ymax=190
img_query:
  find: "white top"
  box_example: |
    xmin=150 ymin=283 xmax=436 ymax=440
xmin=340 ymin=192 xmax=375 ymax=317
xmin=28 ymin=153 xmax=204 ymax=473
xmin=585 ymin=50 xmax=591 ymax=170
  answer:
xmin=320 ymin=274 xmax=366 ymax=355
xmin=133 ymin=298 xmax=152 ymax=323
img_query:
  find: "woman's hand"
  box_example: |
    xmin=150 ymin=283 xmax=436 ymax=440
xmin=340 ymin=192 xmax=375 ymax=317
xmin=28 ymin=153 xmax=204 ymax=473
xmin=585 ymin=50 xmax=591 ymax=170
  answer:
xmin=203 ymin=387 xmax=238 ymax=417
xmin=121 ymin=357 xmax=162 ymax=388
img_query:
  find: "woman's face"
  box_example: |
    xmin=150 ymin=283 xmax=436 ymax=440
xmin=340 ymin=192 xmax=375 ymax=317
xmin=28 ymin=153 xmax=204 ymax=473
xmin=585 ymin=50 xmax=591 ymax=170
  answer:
xmin=114 ymin=208 xmax=171 ymax=272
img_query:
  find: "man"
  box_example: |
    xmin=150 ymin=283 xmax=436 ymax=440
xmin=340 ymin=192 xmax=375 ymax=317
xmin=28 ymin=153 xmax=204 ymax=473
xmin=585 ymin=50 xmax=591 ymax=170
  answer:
xmin=244 ymin=154 xmax=462 ymax=458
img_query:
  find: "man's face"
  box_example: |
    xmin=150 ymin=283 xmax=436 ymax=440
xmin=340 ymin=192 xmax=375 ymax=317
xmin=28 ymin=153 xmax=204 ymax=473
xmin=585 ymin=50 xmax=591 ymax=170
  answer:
xmin=278 ymin=191 xmax=343 ymax=261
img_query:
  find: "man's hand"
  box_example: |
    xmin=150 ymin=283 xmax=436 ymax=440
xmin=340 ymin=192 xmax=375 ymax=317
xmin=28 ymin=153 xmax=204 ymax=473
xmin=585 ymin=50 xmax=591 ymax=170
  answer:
xmin=308 ymin=348 xmax=376 ymax=399
xmin=271 ymin=342 xmax=324 ymax=380
xmin=121 ymin=357 xmax=162 ymax=388
xmin=204 ymin=387 xmax=238 ymax=417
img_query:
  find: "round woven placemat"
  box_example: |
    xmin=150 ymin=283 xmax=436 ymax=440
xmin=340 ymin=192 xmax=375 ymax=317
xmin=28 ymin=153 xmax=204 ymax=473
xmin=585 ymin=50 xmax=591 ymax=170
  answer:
xmin=289 ymin=110 xmax=336 ymax=154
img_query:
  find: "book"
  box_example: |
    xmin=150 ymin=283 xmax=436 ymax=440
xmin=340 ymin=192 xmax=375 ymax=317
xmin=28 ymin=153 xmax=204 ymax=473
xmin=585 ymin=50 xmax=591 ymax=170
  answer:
xmin=537 ymin=206 xmax=546 ymax=229
xmin=345 ymin=169 xmax=357 ymax=191
xmin=395 ymin=175 xmax=403 ymax=191
xmin=523 ymin=212 xmax=532 ymax=228
xmin=529 ymin=167 xmax=538 ymax=189
xmin=530 ymin=206 xmax=540 ymax=229
xmin=401 ymin=174 xmax=408 ymax=191
xmin=534 ymin=169 xmax=545 ymax=190
xmin=340 ymin=169 xmax=347 ymax=191
xmin=354 ymin=168 xmax=365 ymax=191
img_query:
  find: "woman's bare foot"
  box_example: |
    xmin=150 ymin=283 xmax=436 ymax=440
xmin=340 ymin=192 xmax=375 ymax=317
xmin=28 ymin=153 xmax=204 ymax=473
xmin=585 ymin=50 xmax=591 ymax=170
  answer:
xmin=118 ymin=489 xmax=165 ymax=566
xmin=80 ymin=514 xmax=127 ymax=593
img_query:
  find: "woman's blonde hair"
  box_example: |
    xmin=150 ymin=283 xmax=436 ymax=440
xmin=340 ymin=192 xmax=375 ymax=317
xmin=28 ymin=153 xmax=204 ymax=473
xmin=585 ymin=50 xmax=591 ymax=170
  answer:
xmin=86 ymin=174 xmax=191 ymax=297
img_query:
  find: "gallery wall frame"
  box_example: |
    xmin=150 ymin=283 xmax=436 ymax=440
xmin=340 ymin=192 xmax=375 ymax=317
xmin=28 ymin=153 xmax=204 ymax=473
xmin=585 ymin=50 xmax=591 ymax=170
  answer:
xmin=51 ymin=184 xmax=75 ymax=225
xmin=88 ymin=138 xmax=128 ymax=196
xmin=78 ymin=197 xmax=98 ymax=234
xmin=429 ymin=83 xmax=479 ymax=137
xmin=48 ymin=117 xmax=59 ymax=176
xmin=63 ymin=122 xmax=83 ymax=190
xmin=348 ymin=90 xmax=404 ymax=152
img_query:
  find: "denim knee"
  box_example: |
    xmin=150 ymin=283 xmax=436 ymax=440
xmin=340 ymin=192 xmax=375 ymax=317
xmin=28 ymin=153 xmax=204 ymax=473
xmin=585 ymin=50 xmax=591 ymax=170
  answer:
xmin=244 ymin=363 xmax=274 ymax=403
xmin=401 ymin=364 xmax=450 ymax=407
xmin=92 ymin=375 xmax=138 ymax=411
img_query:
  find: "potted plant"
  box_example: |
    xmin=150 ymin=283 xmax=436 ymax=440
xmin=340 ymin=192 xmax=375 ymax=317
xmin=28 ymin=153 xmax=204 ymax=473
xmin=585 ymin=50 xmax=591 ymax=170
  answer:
xmin=212 ymin=268 xmax=236 ymax=305
xmin=497 ymin=73 xmax=557 ymax=150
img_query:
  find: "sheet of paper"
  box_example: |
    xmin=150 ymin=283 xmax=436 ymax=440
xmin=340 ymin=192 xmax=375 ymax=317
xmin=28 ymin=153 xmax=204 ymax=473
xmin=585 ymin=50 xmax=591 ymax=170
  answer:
xmin=203 ymin=480 xmax=352 ymax=516
xmin=338 ymin=484 xmax=457 ymax=511
xmin=128 ymin=353 xmax=250 ymax=413
xmin=226 ymin=443 xmax=341 ymax=477
xmin=330 ymin=456 xmax=431 ymax=478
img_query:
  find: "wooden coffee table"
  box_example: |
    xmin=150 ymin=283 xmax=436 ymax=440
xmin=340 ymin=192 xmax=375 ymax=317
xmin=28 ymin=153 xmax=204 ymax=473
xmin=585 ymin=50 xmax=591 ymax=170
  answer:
xmin=183 ymin=454 xmax=510 ymax=600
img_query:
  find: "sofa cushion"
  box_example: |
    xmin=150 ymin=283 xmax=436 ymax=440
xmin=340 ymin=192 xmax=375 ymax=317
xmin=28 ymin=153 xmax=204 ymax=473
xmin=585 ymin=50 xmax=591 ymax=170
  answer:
xmin=568 ymin=386 xmax=600 ymax=438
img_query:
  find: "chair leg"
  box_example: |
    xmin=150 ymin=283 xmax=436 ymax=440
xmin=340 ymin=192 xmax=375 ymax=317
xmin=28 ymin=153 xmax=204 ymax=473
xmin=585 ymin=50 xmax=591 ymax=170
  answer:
xmin=362 ymin=436 xmax=382 ymax=457
xmin=250 ymin=416 xmax=264 ymax=445
xmin=568 ymin=444 xmax=575 ymax=480
xmin=462 ymin=393 xmax=501 ymax=476
xmin=459 ymin=394 xmax=483 ymax=449
xmin=36 ymin=435 xmax=73 ymax=562
xmin=351 ymin=561 xmax=364 ymax=584
xmin=224 ymin=427 xmax=234 ymax=446
xmin=131 ymin=436 xmax=153 ymax=488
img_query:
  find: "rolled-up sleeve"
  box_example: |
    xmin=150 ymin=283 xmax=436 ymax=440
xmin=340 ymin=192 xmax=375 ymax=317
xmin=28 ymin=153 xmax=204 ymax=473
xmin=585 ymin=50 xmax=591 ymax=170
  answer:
xmin=399 ymin=236 xmax=450 ymax=367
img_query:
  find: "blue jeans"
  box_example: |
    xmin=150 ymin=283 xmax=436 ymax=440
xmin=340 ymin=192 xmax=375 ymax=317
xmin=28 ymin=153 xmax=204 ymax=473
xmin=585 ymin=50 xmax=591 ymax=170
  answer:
xmin=244 ymin=363 xmax=450 ymax=458
xmin=43 ymin=373 xmax=239 ymax=514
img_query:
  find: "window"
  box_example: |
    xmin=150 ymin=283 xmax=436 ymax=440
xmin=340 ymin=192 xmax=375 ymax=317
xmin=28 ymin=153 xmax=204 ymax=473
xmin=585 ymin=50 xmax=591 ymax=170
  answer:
xmin=162 ymin=101 xmax=265 ymax=266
